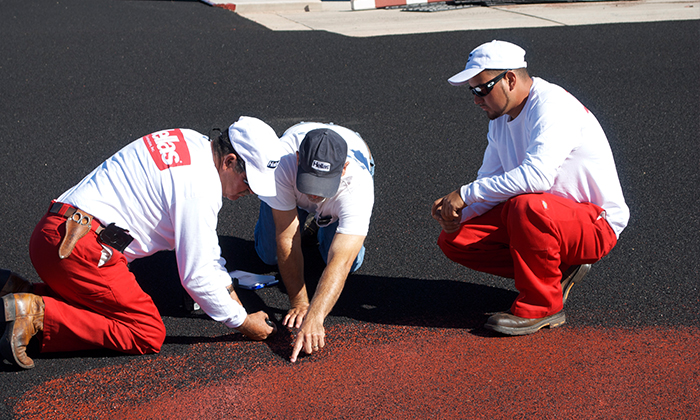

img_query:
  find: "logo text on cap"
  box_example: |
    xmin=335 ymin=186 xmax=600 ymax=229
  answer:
xmin=312 ymin=160 xmax=331 ymax=172
xmin=267 ymin=160 xmax=279 ymax=169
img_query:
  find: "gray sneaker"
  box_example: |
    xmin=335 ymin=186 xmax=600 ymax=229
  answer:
xmin=561 ymin=264 xmax=591 ymax=305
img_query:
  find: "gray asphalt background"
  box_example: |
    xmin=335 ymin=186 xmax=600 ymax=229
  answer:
xmin=0 ymin=0 xmax=698 ymax=417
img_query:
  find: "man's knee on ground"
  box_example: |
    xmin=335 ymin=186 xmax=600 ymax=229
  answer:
xmin=134 ymin=320 xmax=167 ymax=354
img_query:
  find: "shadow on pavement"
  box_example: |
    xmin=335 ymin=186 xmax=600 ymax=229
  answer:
xmin=334 ymin=274 xmax=516 ymax=330
xmin=1 ymin=236 xmax=526 ymax=369
xmin=129 ymin=236 xmax=516 ymax=356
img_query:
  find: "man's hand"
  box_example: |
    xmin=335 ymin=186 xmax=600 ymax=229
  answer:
xmin=283 ymin=302 xmax=310 ymax=329
xmin=432 ymin=190 xmax=466 ymax=233
xmin=290 ymin=314 xmax=325 ymax=363
xmin=236 ymin=311 xmax=277 ymax=341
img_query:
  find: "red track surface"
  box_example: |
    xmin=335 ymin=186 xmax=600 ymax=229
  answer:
xmin=14 ymin=324 xmax=699 ymax=419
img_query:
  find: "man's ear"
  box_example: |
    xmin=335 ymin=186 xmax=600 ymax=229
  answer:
xmin=506 ymin=71 xmax=517 ymax=91
xmin=224 ymin=153 xmax=237 ymax=170
xmin=342 ymin=161 xmax=349 ymax=176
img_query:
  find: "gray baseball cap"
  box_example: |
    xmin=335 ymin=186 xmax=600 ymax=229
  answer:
xmin=296 ymin=129 xmax=348 ymax=198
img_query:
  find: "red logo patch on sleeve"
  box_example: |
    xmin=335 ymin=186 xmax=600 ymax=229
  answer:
xmin=143 ymin=129 xmax=192 ymax=171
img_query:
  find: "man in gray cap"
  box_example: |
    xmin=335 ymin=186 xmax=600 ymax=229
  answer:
xmin=1 ymin=116 xmax=281 ymax=369
xmin=432 ymin=40 xmax=629 ymax=336
xmin=254 ymin=122 xmax=374 ymax=362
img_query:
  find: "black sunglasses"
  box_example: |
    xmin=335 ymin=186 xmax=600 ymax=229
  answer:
xmin=469 ymin=70 xmax=510 ymax=97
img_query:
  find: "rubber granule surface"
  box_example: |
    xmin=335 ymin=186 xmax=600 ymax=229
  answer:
xmin=14 ymin=324 xmax=699 ymax=419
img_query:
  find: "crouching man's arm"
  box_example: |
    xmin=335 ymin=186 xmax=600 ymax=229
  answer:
xmin=290 ymin=232 xmax=365 ymax=362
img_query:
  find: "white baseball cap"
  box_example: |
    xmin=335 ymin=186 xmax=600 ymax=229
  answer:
xmin=228 ymin=116 xmax=282 ymax=197
xmin=448 ymin=40 xmax=527 ymax=86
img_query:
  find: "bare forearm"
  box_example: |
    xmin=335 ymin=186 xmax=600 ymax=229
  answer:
xmin=307 ymin=262 xmax=349 ymax=321
xmin=288 ymin=233 xmax=365 ymax=362
xmin=306 ymin=234 xmax=364 ymax=321
xmin=276 ymin=233 xmax=309 ymax=306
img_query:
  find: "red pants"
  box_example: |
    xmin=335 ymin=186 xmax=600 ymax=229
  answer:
xmin=29 ymin=210 xmax=166 ymax=354
xmin=438 ymin=193 xmax=617 ymax=318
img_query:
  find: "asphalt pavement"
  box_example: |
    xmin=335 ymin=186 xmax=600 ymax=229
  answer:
xmin=0 ymin=0 xmax=698 ymax=418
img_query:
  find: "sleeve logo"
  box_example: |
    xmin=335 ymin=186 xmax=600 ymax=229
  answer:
xmin=143 ymin=129 xmax=192 ymax=171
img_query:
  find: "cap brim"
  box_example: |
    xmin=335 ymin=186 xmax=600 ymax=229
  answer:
xmin=296 ymin=171 xmax=341 ymax=198
xmin=246 ymin=166 xmax=277 ymax=197
xmin=448 ymin=67 xmax=484 ymax=86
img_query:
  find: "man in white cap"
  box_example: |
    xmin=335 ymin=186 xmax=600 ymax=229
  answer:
xmin=254 ymin=122 xmax=374 ymax=362
xmin=1 ymin=116 xmax=281 ymax=369
xmin=432 ymin=40 xmax=629 ymax=335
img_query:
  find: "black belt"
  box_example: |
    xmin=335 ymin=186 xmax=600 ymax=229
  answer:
xmin=49 ymin=202 xmax=134 ymax=253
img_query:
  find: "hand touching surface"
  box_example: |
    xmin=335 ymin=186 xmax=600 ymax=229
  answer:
xmin=289 ymin=314 xmax=325 ymax=363
xmin=237 ymin=311 xmax=276 ymax=341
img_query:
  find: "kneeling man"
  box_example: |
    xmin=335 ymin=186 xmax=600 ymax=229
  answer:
xmin=254 ymin=122 xmax=374 ymax=361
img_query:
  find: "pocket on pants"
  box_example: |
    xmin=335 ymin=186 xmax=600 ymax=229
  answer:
xmin=98 ymin=245 xmax=113 ymax=267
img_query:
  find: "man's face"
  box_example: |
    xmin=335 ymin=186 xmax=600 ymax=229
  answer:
xmin=468 ymin=70 xmax=511 ymax=120
xmin=295 ymin=154 xmax=348 ymax=203
xmin=305 ymin=194 xmax=327 ymax=204
xmin=220 ymin=155 xmax=252 ymax=201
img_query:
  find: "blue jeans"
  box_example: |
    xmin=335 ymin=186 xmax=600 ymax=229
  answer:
xmin=254 ymin=155 xmax=374 ymax=273
xmin=254 ymin=203 xmax=366 ymax=273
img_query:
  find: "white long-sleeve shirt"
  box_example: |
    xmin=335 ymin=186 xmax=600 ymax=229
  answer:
xmin=460 ymin=77 xmax=629 ymax=237
xmin=57 ymin=128 xmax=247 ymax=328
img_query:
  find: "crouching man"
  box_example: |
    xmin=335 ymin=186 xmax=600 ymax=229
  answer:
xmin=432 ymin=41 xmax=629 ymax=335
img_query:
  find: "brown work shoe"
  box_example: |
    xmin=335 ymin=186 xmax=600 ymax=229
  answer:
xmin=0 ymin=269 xmax=33 ymax=298
xmin=561 ymin=264 xmax=591 ymax=305
xmin=484 ymin=311 xmax=566 ymax=336
xmin=1 ymin=293 xmax=45 ymax=369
